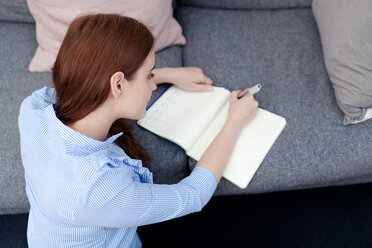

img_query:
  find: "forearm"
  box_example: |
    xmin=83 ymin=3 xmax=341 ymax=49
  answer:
xmin=152 ymin=67 xmax=174 ymax=85
xmin=195 ymin=121 xmax=243 ymax=184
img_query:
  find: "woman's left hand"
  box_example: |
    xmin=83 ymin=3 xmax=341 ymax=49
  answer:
xmin=168 ymin=67 xmax=214 ymax=92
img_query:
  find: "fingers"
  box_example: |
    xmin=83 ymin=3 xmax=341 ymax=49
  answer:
xmin=193 ymin=83 xmax=213 ymax=92
xmin=238 ymin=88 xmax=250 ymax=98
xmin=203 ymin=75 xmax=213 ymax=85
xmin=196 ymin=74 xmax=213 ymax=86
xmin=231 ymin=89 xmax=259 ymax=106
xmin=230 ymin=90 xmax=242 ymax=101
xmin=192 ymin=75 xmax=213 ymax=92
xmin=191 ymin=67 xmax=213 ymax=85
xmin=183 ymin=82 xmax=213 ymax=92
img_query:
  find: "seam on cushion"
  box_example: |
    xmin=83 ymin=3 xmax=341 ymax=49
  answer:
xmin=0 ymin=19 xmax=35 ymax=25
xmin=177 ymin=4 xmax=311 ymax=12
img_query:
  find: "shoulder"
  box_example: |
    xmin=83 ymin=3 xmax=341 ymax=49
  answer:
xmin=19 ymin=87 xmax=56 ymax=128
xmin=82 ymin=144 xmax=152 ymax=188
xmin=20 ymin=87 xmax=56 ymax=111
xmin=85 ymin=145 xmax=139 ymax=181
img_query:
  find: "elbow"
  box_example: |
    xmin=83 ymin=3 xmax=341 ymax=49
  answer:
xmin=199 ymin=192 xmax=213 ymax=210
xmin=177 ymin=168 xmax=217 ymax=213
xmin=182 ymin=183 xmax=213 ymax=212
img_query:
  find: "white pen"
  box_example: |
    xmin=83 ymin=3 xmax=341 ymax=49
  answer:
xmin=238 ymin=84 xmax=261 ymax=99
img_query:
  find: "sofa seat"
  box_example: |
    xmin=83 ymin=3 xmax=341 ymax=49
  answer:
xmin=176 ymin=6 xmax=372 ymax=195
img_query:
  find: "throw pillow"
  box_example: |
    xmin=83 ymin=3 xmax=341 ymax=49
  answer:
xmin=312 ymin=0 xmax=372 ymax=125
xmin=26 ymin=0 xmax=186 ymax=72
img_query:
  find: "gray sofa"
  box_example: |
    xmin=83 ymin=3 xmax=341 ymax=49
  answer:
xmin=1 ymin=0 xmax=371 ymax=215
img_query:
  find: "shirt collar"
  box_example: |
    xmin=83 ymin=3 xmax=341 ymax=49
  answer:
xmin=45 ymin=103 xmax=123 ymax=156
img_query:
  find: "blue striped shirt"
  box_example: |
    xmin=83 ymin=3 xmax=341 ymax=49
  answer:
xmin=18 ymin=87 xmax=218 ymax=247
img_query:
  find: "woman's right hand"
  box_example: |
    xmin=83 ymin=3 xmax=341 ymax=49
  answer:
xmin=225 ymin=90 xmax=259 ymax=131
xmin=196 ymin=88 xmax=259 ymax=183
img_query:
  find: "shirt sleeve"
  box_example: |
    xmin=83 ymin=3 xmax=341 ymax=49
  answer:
xmin=75 ymin=166 xmax=218 ymax=228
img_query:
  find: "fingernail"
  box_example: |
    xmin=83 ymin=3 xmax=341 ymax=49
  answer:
xmin=208 ymin=87 xmax=213 ymax=91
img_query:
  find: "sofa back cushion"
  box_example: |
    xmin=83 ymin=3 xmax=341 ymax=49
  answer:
xmin=26 ymin=0 xmax=186 ymax=72
xmin=0 ymin=0 xmax=178 ymax=23
xmin=0 ymin=0 xmax=34 ymax=23
xmin=178 ymin=0 xmax=311 ymax=10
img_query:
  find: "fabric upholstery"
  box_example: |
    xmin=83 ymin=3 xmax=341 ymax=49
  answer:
xmin=176 ymin=6 xmax=372 ymax=196
xmin=0 ymin=0 xmax=34 ymax=23
xmin=0 ymin=0 xmax=178 ymax=24
xmin=179 ymin=0 xmax=311 ymax=10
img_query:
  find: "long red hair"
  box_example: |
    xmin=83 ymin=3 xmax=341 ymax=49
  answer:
xmin=52 ymin=13 xmax=153 ymax=169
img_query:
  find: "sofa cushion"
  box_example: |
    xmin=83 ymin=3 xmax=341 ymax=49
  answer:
xmin=176 ymin=6 xmax=372 ymax=195
xmin=0 ymin=0 xmax=34 ymax=23
xmin=312 ymin=0 xmax=372 ymax=125
xmin=0 ymin=20 xmax=186 ymax=214
xmin=179 ymin=0 xmax=311 ymax=10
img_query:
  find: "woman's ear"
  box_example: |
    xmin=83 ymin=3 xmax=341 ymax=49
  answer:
xmin=110 ymin=71 xmax=125 ymax=99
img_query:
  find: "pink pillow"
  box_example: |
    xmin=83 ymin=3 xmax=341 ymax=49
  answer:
xmin=26 ymin=0 xmax=186 ymax=72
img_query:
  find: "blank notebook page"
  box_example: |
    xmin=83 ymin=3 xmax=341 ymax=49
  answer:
xmin=138 ymin=85 xmax=230 ymax=151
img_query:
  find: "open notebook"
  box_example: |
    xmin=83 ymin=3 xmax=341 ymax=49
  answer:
xmin=138 ymin=85 xmax=287 ymax=189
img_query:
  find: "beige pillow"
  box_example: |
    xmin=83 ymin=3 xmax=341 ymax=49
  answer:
xmin=312 ymin=0 xmax=372 ymax=125
xmin=26 ymin=0 xmax=186 ymax=72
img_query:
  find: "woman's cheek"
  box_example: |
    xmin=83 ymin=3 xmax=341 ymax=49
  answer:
xmin=140 ymin=106 xmax=147 ymax=119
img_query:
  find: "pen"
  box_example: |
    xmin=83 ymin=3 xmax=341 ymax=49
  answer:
xmin=238 ymin=84 xmax=261 ymax=99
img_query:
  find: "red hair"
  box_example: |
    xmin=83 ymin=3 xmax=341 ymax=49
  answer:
xmin=52 ymin=13 xmax=153 ymax=169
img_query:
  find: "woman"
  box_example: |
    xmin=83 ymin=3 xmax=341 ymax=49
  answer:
xmin=19 ymin=13 xmax=258 ymax=247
